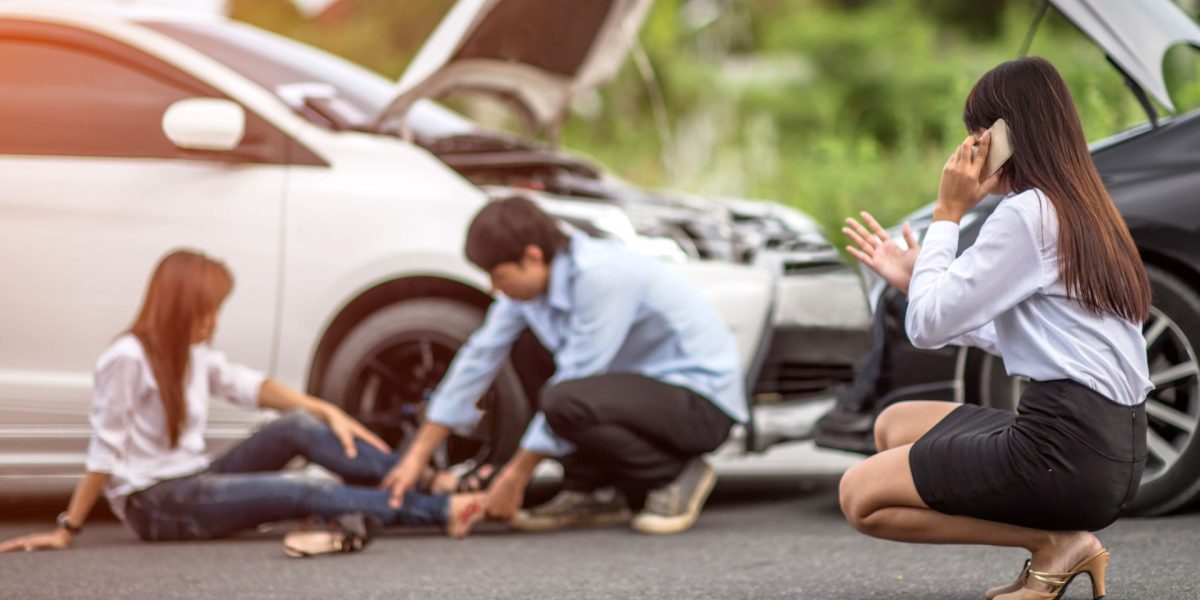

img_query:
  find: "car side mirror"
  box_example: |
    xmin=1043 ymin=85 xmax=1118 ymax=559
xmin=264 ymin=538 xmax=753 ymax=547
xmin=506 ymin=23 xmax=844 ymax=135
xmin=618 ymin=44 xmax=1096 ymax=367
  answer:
xmin=162 ymin=98 xmax=245 ymax=152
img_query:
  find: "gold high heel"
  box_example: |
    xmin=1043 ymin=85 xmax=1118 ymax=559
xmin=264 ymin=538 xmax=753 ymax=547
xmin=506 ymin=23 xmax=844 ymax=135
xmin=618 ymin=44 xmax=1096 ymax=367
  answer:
xmin=993 ymin=550 xmax=1109 ymax=600
xmin=985 ymin=559 xmax=1029 ymax=599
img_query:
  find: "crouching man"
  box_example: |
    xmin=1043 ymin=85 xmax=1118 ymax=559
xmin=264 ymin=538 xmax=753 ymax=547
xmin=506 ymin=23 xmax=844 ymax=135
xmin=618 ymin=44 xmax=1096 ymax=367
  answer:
xmin=382 ymin=197 xmax=747 ymax=535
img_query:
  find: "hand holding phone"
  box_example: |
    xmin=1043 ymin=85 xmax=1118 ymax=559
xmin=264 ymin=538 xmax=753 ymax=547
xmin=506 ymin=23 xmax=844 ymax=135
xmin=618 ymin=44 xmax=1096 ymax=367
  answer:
xmin=936 ymin=122 xmax=1009 ymax=223
xmin=972 ymin=118 xmax=1013 ymax=180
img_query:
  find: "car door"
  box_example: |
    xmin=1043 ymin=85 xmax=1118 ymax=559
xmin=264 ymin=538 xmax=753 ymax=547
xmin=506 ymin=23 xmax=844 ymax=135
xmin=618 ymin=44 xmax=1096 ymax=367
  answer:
xmin=0 ymin=20 xmax=286 ymax=475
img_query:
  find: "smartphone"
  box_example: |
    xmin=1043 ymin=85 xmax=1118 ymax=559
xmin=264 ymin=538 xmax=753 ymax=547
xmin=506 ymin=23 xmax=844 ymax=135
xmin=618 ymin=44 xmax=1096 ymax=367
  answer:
xmin=972 ymin=118 xmax=1013 ymax=179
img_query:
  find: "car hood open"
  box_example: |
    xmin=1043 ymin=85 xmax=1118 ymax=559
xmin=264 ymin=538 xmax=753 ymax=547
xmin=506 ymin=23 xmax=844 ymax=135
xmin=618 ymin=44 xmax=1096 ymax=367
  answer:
xmin=374 ymin=0 xmax=652 ymax=134
xmin=1049 ymin=0 xmax=1200 ymax=112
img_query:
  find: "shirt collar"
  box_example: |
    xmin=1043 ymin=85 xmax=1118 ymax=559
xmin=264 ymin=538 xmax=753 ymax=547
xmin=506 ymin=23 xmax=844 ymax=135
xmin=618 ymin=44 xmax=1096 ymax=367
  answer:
xmin=546 ymin=233 xmax=584 ymax=312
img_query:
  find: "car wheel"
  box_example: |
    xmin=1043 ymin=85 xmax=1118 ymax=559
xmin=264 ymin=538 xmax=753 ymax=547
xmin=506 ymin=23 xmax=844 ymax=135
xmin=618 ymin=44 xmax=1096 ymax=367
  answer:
xmin=319 ymin=299 xmax=531 ymax=471
xmin=957 ymin=265 xmax=1200 ymax=515
xmin=1125 ymin=266 xmax=1200 ymax=516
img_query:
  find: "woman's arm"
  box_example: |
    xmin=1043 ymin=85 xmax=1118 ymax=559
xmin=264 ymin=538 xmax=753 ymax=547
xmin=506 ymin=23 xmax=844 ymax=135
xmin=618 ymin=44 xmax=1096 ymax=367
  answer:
xmin=258 ymin=379 xmax=389 ymax=458
xmin=0 ymin=472 xmax=109 ymax=552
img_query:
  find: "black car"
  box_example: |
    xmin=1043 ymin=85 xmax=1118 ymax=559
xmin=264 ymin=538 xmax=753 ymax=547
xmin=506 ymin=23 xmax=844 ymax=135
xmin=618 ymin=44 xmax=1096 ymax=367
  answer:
xmin=830 ymin=0 xmax=1200 ymax=516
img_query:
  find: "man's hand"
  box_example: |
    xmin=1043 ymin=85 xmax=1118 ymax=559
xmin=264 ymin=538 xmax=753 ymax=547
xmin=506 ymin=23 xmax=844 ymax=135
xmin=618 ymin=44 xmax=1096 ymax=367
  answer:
xmin=844 ymin=211 xmax=921 ymax=294
xmin=0 ymin=529 xmax=71 ymax=553
xmin=380 ymin=457 xmax=427 ymax=509
xmin=484 ymin=468 xmax=529 ymax=521
xmin=322 ymin=405 xmax=389 ymax=459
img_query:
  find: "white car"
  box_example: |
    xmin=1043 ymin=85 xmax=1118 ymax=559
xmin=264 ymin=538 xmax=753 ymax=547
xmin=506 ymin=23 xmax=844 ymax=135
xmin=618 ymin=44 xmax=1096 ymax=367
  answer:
xmin=0 ymin=0 xmax=869 ymax=482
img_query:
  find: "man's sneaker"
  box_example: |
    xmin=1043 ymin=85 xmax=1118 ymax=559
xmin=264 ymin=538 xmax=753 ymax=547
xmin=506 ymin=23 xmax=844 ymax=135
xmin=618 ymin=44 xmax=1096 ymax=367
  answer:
xmin=512 ymin=488 xmax=632 ymax=532
xmin=631 ymin=458 xmax=717 ymax=535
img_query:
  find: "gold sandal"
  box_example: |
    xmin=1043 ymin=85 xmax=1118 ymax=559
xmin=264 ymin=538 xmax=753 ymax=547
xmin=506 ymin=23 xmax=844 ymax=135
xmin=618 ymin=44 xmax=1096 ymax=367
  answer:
xmin=985 ymin=559 xmax=1029 ymax=599
xmin=992 ymin=550 xmax=1109 ymax=600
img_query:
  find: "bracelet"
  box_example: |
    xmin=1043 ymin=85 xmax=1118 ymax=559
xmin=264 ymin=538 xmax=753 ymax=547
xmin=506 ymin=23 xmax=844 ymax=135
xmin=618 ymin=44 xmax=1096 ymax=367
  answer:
xmin=56 ymin=512 xmax=82 ymax=535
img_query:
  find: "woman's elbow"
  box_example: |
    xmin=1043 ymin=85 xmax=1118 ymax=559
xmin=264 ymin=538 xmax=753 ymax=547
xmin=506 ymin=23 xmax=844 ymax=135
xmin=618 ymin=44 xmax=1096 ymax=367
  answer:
xmin=905 ymin=319 xmax=950 ymax=350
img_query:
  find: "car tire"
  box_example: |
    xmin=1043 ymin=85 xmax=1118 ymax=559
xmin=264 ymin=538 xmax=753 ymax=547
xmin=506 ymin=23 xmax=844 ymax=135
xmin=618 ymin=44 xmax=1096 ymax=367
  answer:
xmin=318 ymin=299 xmax=531 ymax=470
xmin=957 ymin=265 xmax=1200 ymax=516
xmin=1124 ymin=265 xmax=1200 ymax=516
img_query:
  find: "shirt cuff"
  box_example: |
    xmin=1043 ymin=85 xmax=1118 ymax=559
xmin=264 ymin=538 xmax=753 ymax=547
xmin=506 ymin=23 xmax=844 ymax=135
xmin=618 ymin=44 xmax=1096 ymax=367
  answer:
xmin=922 ymin=220 xmax=961 ymax=251
xmin=425 ymin=396 xmax=483 ymax=437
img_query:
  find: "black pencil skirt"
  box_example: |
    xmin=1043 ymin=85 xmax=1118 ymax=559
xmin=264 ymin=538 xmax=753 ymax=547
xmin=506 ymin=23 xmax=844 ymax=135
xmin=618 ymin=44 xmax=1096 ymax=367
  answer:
xmin=909 ymin=379 xmax=1147 ymax=531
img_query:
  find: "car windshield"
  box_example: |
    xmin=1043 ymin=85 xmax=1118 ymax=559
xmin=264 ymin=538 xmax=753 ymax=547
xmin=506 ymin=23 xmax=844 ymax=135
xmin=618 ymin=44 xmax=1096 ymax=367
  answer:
xmin=141 ymin=18 xmax=475 ymax=138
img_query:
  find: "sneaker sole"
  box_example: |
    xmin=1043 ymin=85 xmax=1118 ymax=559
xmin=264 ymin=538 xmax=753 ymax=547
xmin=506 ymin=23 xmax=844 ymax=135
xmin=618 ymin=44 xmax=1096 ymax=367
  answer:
xmin=511 ymin=508 xmax=633 ymax=533
xmin=631 ymin=465 xmax=717 ymax=535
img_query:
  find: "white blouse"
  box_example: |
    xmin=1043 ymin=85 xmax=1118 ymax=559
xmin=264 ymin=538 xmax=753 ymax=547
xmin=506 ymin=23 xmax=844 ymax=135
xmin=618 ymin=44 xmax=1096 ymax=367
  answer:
xmin=85 ymin=334 xmax=266 ymax=520
xmin=906 ymin=188 xmax=1152 ymax=407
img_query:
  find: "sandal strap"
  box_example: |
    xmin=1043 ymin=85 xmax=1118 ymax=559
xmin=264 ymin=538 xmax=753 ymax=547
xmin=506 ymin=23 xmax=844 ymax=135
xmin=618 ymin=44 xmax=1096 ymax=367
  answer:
xmin=1027 ymin=570 xmax=1071 ymax=587
xmin=456 ymin=462 xmax=498 ymax=492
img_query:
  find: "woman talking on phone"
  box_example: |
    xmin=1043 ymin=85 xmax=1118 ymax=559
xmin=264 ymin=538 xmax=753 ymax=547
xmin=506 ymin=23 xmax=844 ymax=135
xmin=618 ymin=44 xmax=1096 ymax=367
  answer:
xmin=0 ymin=250 xmax=483 ymax=557
xmin=837 ymin=56 xmax=1150 ymax=600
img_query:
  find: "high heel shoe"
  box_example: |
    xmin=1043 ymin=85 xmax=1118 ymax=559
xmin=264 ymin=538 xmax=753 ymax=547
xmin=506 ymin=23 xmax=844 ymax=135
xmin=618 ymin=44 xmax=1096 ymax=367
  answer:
xmin=985 ymin=559 xmax=1029 ymax=599
xmin=993 ymin=550 xmax=1109 ymax=600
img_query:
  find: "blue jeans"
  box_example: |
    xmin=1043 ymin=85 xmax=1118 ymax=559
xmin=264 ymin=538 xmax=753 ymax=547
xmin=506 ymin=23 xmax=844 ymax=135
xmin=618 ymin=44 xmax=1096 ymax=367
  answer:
xmin=124 ymin=412 xmax=448 ymax=541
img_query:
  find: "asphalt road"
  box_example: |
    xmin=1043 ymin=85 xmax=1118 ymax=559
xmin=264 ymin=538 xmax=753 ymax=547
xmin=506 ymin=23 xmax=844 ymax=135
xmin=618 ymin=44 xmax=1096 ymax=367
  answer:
xmin=2 ymin=447 xmax=1199 ymax=600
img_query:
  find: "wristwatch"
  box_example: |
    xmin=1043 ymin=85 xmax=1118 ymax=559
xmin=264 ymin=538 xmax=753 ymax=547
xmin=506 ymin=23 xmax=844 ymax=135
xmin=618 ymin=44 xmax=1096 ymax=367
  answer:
xmin=56 ymin=512 xmax=82 ymax=535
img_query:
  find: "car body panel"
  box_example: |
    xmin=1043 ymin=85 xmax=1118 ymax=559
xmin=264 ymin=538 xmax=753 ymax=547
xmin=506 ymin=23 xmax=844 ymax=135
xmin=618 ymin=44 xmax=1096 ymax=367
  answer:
xmin=381 ymin=0 xmax=653 ymax=133
xmin=1049 ymin=0 xmax=1200 ymax=112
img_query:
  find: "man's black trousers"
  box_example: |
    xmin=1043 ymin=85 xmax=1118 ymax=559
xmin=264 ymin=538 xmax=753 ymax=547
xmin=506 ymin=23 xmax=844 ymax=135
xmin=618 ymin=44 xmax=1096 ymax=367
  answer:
xmin=512 ymin=331 xmax=734 ymax=507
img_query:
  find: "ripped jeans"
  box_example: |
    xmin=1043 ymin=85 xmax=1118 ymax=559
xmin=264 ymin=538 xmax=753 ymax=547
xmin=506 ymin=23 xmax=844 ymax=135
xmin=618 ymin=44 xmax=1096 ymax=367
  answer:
xmin=124 ymin=412 xmax=448 ymax=541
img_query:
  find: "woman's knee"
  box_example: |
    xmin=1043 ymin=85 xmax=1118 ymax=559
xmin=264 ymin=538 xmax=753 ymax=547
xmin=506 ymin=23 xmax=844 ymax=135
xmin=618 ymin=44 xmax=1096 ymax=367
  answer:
xmin=261 ymin=410 xmax=326 ymax=444
xmin=873 ymin=404 xmax=904 ymax=452
xmin=838 ymin=463 xmax=875 ymax=532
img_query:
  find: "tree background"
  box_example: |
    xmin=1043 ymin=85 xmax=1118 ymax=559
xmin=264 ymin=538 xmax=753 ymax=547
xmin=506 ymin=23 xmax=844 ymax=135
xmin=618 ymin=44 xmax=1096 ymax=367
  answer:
xmin=231 ymin=0 xmax=1200 ymax=237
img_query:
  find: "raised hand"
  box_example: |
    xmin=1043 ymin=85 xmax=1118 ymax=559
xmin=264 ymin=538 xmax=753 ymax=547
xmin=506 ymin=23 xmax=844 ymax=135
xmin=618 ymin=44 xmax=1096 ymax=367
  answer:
xmin=844 ymin=211 xmax=921 ymax=294
xmin=935 ymin=131 xmax=1002 ymax=223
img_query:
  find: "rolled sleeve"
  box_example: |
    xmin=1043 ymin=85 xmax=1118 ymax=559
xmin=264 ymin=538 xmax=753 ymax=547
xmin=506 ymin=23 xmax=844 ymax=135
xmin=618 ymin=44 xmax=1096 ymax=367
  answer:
xmin=85 ymin=355 xmax=141 ymax=473
xmin=518 ymin=412 xmax=576 ymax=457
xmin=425 ymin=299 xmax=527 ymax=435
xmin=206 ymin=348 xmax=266 ymax=409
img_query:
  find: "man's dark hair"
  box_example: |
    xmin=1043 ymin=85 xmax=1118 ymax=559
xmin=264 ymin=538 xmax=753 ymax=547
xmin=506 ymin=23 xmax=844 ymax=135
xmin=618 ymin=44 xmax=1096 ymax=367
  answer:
xmin=465 ymin=196 xmax=569 ymax=271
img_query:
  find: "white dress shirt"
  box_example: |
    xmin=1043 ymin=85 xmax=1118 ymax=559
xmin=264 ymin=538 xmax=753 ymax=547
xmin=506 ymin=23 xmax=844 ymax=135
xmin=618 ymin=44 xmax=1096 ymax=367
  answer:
xmin=85 ymin=334 xmax=266 ymax=520
xmin=906 ymin=188 xmax=1152 ymax=407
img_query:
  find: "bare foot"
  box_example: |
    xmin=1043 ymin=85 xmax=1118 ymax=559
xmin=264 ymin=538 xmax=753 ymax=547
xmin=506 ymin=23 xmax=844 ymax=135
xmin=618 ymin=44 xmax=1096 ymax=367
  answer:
xmin=446 ymin=493 xmax=487 ymax=540
xmin=1025 ymin=531 xmax=1104 ymax=592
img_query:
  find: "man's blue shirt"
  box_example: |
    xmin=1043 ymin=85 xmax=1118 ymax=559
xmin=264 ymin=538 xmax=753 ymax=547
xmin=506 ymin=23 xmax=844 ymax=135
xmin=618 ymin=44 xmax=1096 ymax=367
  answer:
xmin=425 ymin=233 xmax=747 ymax=456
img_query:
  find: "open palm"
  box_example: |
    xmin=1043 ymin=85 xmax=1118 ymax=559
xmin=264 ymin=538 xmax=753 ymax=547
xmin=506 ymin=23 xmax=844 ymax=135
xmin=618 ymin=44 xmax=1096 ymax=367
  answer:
xmin=843 ymin=211 xmax=921 ymax=295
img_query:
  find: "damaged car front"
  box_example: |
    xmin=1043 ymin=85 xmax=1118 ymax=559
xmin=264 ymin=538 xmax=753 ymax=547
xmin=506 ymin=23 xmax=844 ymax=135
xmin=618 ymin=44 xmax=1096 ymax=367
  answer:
xmin=379 ymin=0 xmax=874 ymax=430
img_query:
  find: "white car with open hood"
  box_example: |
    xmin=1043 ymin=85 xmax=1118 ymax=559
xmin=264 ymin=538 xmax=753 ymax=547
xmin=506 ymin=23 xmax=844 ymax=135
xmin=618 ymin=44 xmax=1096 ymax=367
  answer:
xmin=0 ymin=0 xmax=870 ymax=483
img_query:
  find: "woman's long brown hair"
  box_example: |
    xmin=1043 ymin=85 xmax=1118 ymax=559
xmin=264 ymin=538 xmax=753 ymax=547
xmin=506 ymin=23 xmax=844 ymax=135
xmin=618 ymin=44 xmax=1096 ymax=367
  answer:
xmin=128 ymin=250 xmax=233 ymax=447
xmin=963 ymin=56 xmax=1150 ymax=323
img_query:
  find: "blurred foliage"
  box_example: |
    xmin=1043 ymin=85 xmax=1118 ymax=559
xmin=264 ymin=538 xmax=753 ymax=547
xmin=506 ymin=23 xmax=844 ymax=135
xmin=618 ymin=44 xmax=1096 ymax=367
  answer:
xmin=231 ymin=0 xmax=1200 ymax=238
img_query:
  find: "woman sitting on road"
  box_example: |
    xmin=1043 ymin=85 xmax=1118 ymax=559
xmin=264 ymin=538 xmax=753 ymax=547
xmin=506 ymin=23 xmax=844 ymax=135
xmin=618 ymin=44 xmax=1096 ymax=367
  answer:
xmin=0 ymin=250 xmax=484 ymax=557
xmin=838 ymin=56 xmax=1150 ymax=600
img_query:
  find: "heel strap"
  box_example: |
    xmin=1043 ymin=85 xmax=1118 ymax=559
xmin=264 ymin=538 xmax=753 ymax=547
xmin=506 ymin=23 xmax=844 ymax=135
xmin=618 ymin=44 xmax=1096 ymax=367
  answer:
xmin=1027 ymin=550 xmax=1109 ymax=588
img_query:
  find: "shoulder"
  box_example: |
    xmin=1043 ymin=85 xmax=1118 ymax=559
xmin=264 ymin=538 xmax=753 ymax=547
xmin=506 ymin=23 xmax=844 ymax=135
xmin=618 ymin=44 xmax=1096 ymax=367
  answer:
xmin=989 ymin=189 xmax=1056 ymax=241
xmin=570 ymin=237 xmax=645 ymax=287
xmin=94 ymin=334 xmax=149 ymax=387
xmin=996 ymin=188 xmax=1055 ymax=228
xmin=96 ymin=334 xmax=146 ymax=371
